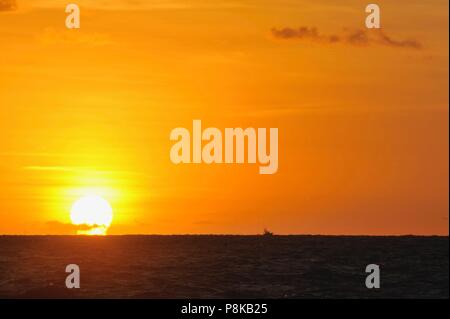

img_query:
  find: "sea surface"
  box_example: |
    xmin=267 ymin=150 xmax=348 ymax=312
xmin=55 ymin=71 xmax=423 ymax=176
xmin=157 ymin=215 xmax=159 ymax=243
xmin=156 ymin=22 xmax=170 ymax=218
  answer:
xmin=0 ymin=235 xmax=448 ymax=298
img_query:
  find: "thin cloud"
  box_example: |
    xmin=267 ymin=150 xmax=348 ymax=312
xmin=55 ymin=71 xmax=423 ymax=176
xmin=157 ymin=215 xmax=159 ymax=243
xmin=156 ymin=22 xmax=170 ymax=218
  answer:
xmin=271 ymin=26 xmax=422 ymax=49
xmin=27 ymin=0 xmax=250 ymax=10
xmin=0 ymin=0 xmax=16 ymax=11
xmin=46 ymin=221 xmax=101 ymax=234
xmin=24 ymin=166 xmax=84 ymax=172
xmin=271 ymin=26 xmax=340 ymax=43
xmin=377 ymin=31 xmax=422 ymax=49
xmin=23 ymin=165 xmax=141 ymax=177
xmin=36 ymin=28 xmax=115 ymax=46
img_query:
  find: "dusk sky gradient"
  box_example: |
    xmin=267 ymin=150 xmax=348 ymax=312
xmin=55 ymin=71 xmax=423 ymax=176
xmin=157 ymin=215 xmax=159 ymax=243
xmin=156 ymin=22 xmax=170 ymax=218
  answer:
xmin=0 ymin=0 xmax=448 ymax=235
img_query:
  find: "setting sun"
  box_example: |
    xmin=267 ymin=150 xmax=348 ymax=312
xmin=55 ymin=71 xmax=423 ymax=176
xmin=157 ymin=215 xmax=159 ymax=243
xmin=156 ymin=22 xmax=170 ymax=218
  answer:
xmin=0 ymin=0 xmax=447 ymax=238
xmin=70 ymin=195 xmax=113 ymax=235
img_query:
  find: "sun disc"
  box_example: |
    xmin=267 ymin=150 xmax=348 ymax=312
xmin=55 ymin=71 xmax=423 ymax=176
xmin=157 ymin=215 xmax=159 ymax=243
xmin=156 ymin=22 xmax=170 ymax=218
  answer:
xmin=70 ymin=195 xmax=113 ymax=228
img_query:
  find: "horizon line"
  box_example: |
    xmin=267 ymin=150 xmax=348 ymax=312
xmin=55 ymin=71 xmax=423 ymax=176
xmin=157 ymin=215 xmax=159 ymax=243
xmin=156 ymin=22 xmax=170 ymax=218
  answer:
xmin=0 ymin=234 xmax=448 ymax=237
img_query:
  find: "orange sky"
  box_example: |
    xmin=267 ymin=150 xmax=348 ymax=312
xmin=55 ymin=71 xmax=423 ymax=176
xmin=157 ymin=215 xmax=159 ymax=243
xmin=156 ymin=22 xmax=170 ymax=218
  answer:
xmin=0 ymin=0 xmax=448 ymax=235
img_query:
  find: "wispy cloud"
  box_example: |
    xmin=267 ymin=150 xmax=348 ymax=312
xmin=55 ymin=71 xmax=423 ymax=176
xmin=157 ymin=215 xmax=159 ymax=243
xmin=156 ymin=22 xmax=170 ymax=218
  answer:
xmin=23 ymin=165 xmax=140 ymax=176
xmin=46 ymin=221 xmax=101 ymax=234
xmin=271 ymin=26 xmax=340 ymax=43
xmin=24 ymin=0 xmax=250 ymax=11
xmin=271 ymin=26 xmax=422 ymax=49
xmin=375 ymin=31 xmax=422 ymax=49
xmin=24 ymin=166 xmax=85 ymax=172
xmin=0 ymin=151 xmax=109 ymax=160
xmin=0 ymin=0 xmax=16 ymax=11
xmin=36 ymin=28 xmax=115 ymax=46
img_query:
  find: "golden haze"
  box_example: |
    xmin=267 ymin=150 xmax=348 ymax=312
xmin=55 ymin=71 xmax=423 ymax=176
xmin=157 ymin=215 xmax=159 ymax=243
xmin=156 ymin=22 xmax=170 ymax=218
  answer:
xmin=0 ymin=0 xmax=448 ymax=235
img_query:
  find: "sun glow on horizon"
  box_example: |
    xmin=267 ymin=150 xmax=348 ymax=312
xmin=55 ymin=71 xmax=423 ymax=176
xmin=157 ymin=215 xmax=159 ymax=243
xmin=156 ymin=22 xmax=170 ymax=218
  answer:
xmin=70 ymin=195 xmax=113 ymax=235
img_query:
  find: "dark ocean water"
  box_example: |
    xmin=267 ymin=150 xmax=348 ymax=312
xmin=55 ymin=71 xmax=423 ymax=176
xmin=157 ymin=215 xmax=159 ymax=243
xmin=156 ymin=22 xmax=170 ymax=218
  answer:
xmin=0 ymin=236 xmax=448 ymax=298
